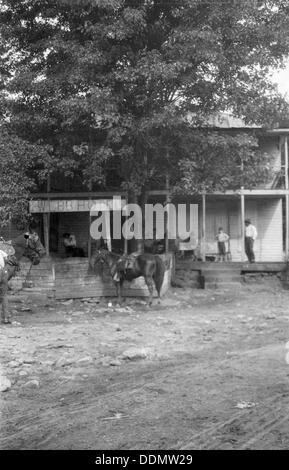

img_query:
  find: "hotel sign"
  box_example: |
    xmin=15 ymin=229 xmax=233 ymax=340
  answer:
xmin=29 ymin=198 xmax=125 ymax=213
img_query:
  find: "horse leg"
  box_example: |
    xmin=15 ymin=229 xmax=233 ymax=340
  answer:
xmin=115 ymin=281 xmax=122 ymax=304
xmin=145 ymin=276 xmax=154 ymax=307
xmin=0 ymin=284 xmax=11 ymax=324
xmin=0 ymin=270 xmax=12 ymax=324
xmin=2 ymin=295 xmax=11 ymax=324
xmin=152 ymin=274 xmax=162 ymax=303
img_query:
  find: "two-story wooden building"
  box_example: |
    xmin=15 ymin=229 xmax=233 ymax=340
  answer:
xmin=2 ymin=114 xmax=289 ymax=297
xmin=181 ymin=115 xmax=289 ymax=263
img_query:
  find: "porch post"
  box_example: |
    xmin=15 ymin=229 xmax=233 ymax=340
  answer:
xmin=165 ymin=174 xmax=170 ymax=254
xmin=202 ymin=193 xmax=206 ymax=262
xmin=124 ymin=192 xmax=128 ymax=254
xmin=240 ymin=189 xmax=245 ymax=262
xmin=124 ymin=231 xmax=128 ymax=254
xmin=285 ymin=135 xmax=289 ymax=260
xmin=43 ymin=213 xmax=50 ymax=256
xmin=43 ymin=175 xmax=50 ymax=256
xmin=87 ymin=181 xmax=92 ymax=259
xmin=88 ymin=200 xmax=92 ymax=259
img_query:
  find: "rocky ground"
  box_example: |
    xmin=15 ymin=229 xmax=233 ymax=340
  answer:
xmin=1 ymin=279 xmax=289 ymax=450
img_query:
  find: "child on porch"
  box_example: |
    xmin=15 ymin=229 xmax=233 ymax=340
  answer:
xmin=216 ymin=227 xmax=229 ymax=262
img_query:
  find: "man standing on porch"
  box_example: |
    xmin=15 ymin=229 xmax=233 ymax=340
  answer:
xmin=245 ymin=219 xmax=258 ymax=263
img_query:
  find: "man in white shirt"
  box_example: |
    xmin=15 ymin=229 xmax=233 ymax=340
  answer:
xmin=245 ymin=219 xmax=257 ymax=263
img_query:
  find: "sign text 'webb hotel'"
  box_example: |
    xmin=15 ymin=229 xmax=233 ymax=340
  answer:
xmin=29 ymin=198 xmax=124 ymax=213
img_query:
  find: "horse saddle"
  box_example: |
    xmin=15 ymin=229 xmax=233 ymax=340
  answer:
xmin=117 ymin=253 xmax=138 ymax=272
xmin=112 ymin=253 xmax=138 ymax=282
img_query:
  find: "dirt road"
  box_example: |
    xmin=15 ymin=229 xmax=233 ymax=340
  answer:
xmin=1 ymin=281 xmax=289 ymax=450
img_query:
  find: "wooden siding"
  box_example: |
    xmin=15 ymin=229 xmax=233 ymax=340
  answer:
xmin=204 ymin=198 xmax=283 ymax=262
xmin=54 ymin=254 xmax=172 ymax=300
xmin=203 ymin=200 xmax=241 ymax=259
xmin=248 ymin=199 xmax=283 ymax=262
xmin=8 ymin=254 xmax=173 ymax=300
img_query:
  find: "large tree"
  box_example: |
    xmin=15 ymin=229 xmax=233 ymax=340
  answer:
xmin=1 ymin=0 xmax=289 ymax=213
xmin=0 ymin=125 xmax=49 ymax=228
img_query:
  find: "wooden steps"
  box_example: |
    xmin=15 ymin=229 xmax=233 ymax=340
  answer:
xmin=174 ymin=264 xmax=202 ymax=288
xmin=175 ymin=258 xmax=285 ymax=289
xmin=201 ymin=267 xmax=242 ymax=289
xmin=9 ymin=255 xmax=173 ymax=300
xmin=54 ymin=258 xmax=172 ymax=300
xmin=9 ymin=257 xmax=54 ymax=293
xmin=176 ymin=258 xmax=287 ymax=289
xmin=189 ymin=261 xmax=286 ymax=273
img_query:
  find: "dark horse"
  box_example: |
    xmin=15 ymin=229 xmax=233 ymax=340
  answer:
xmin=90 ymin=250 xmax=166 ymax=306
xmin=0 ymin=233 xmax=46 ymax=324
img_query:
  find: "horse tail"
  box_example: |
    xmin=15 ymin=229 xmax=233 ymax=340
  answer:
xmin=153 ymin=255 xmax=165 ymax=297
xmin=89 ymin=254 xmax=103 ymax=277
xmin=88 ymin=254 xmax=96 ymax=273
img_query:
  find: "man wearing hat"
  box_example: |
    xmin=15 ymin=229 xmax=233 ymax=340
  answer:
xmin=245 ymin=219 xmax=257 ymax=263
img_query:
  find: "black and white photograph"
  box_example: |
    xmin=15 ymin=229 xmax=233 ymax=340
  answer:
xmin=1 ymin=0 xmax=289 ymax=454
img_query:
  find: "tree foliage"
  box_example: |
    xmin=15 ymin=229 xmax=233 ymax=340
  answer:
xmin=1 ymin=0 xmax=289 ymax=212
xmin=0 ymin=126 xmax=49 ymax=227
xmin=175 ymin=130 xmax=272 ymax=194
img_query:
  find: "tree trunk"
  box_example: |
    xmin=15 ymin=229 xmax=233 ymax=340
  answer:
xmin=138 ymin=185 xmax=148 ymax=253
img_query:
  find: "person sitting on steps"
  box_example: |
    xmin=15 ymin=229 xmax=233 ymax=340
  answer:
xmin=63 ymin=233 xmax=85 ymax=257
